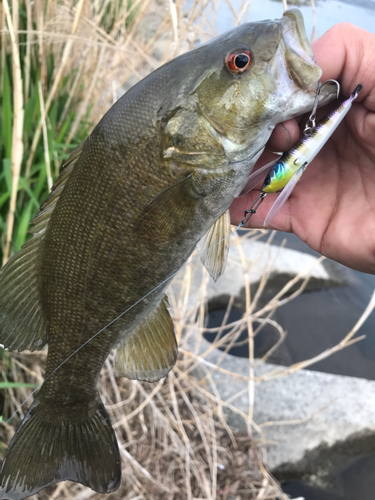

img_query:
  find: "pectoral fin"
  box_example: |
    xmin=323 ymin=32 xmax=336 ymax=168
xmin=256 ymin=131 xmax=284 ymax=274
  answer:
xmin=136 ymin=175 xmax=202 ymax=241
xmin=115 ymin=296 xmax=177 ymax=382
xmin=197 ymin=209 xmax=231 ymax=282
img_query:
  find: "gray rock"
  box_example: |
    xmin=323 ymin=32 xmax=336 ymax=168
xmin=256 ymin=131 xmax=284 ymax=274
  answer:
xmin=207 ymin=240 xmax=331 ymax=303
xmin=172 ymin=239 xmax=349 ymax=314
xmin=193 ymin=338 xmax=375 ymax=488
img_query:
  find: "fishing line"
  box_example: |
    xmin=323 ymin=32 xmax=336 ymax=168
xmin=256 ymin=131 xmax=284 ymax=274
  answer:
xmin=8 ymin=80 xmax=352 ymax=422
xmin=6 ymin=215 xmax=253 ymax=423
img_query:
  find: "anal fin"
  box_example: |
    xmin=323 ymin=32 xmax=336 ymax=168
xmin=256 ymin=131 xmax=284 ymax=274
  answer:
xmin=115 ymin=296 xmax=177 ymax=382
xmin=197 ymin=209 xmax=231 ymax=282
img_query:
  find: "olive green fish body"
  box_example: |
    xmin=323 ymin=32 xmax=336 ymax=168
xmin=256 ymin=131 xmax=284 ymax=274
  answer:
xmin=0 ymin=9 xmax=337 ymax=499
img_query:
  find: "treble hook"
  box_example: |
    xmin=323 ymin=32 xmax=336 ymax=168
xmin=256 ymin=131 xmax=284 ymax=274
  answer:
xmin=241 ymin=191 xmax=267 ymax=226
xmin=304 ymin=79 xmax=341 ymax=135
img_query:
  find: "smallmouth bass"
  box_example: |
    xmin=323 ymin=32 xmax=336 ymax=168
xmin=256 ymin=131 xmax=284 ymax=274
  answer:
xmin=0 ymin=9 xmax=335 ymax=499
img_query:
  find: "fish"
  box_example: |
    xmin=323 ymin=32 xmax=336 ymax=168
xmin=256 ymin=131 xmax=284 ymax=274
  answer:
xmin=240 ymin=83 xmax=363 ymax=227
xmin=0 ymin=9 xmax=336 ymax=499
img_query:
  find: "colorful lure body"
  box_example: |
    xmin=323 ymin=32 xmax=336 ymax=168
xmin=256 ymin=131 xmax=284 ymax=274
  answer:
xmin=241 ymin=84 xmax=362 ymax=226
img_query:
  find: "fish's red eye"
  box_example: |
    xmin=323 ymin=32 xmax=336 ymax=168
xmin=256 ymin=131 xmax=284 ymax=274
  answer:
xmin=226 ymin=49 xmax=252 ymax=74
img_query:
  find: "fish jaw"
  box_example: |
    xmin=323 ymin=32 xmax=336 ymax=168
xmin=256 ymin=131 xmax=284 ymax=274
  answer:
xmin=263 ymin=8 xmax=337 ymax=124
xmin=282 ymin=9 xmax=316 ymax=65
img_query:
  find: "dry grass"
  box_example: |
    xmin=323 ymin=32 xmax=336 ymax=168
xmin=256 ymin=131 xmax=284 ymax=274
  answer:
xmin=0 ymin=1 xmax=373 ymax=500
xmin=2 ymin=228 xmax=374 ymax=500
xmin=1 ymin=0 xmax=230 ymax=264
xmin=2 ymin=0 xmax=24 ymax=263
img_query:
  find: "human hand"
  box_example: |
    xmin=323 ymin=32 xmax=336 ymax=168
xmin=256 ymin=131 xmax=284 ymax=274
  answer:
xmin=230 ymin=23 xmax=375 ymax=274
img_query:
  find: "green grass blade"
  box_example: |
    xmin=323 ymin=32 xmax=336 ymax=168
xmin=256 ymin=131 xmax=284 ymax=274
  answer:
xmin=0 ymin=382 xmax=37 ymax=389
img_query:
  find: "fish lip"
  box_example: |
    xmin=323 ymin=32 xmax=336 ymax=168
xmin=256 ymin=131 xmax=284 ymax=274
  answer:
xmin=278 ymin=8 xmax=338 ymax=108
xmin=280 ymin=8 xmax=325 ymax=93
xmin=281 ymin=8 xmax=316 ymax=66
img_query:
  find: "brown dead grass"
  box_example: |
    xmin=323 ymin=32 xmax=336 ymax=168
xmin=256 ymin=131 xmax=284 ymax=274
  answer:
xmin=2 ymin=227 xmax=374 ymax=500
xmin=1 ymin=1 xmax=373 ymax=500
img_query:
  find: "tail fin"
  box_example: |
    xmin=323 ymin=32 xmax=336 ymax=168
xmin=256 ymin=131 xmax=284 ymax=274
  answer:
xmin=0 ymin=397 xmax=121 ymax=499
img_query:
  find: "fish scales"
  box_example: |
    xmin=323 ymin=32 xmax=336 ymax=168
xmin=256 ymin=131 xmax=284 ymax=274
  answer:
xmin=0 ymin=9 xmax=337 ymax=499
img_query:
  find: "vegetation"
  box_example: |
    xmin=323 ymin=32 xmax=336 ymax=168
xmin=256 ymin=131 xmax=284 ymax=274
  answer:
xmin=2 ymin=1 xmax=79 ymax=264
xmin=0 ymin=1 xmax=373 ymax=499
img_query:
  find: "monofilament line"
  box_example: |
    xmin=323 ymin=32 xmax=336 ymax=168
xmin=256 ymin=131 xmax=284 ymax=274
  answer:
xmin=6 ymin=218 xmax=249 ymax=422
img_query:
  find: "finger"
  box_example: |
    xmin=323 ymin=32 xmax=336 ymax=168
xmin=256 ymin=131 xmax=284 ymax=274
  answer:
xmin=267 ymin=118 xmax=300 ymax=150
xmin=313 ymin=23 xmax=375 ymax=108
xmin=230 ymin=191 xmax=292 ymax=232
xmin=314 ymin=24 xmax=375 ymax=146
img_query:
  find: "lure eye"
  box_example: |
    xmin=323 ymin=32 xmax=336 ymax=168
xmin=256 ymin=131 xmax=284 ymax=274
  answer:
xmin=263 ymin=173 xmax=271 ymax=187
xmin=226 ymin=49 xmax=252 ymax=75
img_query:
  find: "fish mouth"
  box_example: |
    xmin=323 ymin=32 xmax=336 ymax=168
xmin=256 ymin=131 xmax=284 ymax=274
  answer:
xmin=280 ymin=8 xmax=322 ymax=91
xmin=282 ymin=9 xmax=316 ymax=66
xmin=276 ymin=8 xmax=336 ymax=115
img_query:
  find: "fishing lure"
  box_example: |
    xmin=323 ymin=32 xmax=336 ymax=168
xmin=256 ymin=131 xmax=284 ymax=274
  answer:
xmin=241 ymin=82 xmax=363 ymax=226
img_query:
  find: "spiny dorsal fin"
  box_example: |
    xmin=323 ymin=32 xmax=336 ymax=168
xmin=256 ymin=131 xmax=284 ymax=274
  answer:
xmin=115 ymin=296 xmax=177 ymax=382
xmin=0 ymin=141 xmax=85 ymax=352
xmin=197 ymin=209 xmax=231 ymax=282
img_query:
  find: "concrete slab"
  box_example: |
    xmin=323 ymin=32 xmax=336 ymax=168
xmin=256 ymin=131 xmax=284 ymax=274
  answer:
xmin=171 ymin=237 xmax=349 ymax=314
xmin=193 ymin=338 xmax=375 ymax=488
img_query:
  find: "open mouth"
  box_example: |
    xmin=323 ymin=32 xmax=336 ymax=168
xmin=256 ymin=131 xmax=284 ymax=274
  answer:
xmin=281 ymin=9 xmax=316 ymax=65
xmin=280 ymin=9 xmax=322 ymax=90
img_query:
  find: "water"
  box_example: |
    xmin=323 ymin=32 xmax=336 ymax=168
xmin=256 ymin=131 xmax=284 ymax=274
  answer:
xmin=257 ymin=232 xmax=375 ymax=379
xmin=215 ymin=0 xmax=375 ymax=36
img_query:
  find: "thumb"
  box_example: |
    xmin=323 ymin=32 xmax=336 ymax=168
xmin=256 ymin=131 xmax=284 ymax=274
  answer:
xmin=313 ymin=23 xmax=375 ymax=111
xmin=313 ymin=23 xmax=375 ymax=151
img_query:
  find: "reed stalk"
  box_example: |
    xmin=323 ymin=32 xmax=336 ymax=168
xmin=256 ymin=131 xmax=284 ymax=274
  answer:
xmin=2 ymin=0 xmax=24 ymax=265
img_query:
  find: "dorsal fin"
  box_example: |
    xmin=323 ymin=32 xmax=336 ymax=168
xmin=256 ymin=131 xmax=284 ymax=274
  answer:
xmin=0 ymin=141 xmax=85 ymax=351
